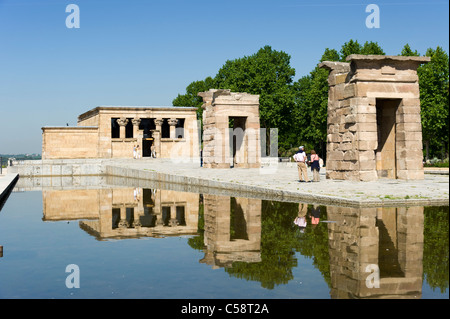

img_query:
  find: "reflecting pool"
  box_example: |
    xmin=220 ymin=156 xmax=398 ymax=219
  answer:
xmin=0 ymin=178 xmax=448 ymax=299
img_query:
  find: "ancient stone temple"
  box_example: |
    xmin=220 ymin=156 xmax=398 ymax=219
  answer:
xmin=319 ymin=55 xmax=430 ymax=181
xmin=198 ymin=89 xmax=261 ymax=168
xmin=42 ymin=106 xmax=200 ymax=160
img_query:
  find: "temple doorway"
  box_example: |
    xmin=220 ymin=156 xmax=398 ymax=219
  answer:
xmin=376 ymin=99 xmax=400 ymax=179
xmin=229 ymin=116 xmax=247 ymax=168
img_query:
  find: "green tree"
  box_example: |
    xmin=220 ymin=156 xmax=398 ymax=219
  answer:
xmin=214 ymin=45 xmax=297 ymax=151
xmin=293 ymin=58 xmax=330 ymax=158
xmin=416 ymin=47 xmax=449 ymax=160
xmin=172 ymin=76 xmax=216 ymax=118
xmin=361 ymin=41 xmax=385 ymax=55
xmin=400 ymin=43 xmax=420 ymax=57
xmin=339 ymin=40 xmax=385 ymax=61
xmin=339 ymin=39 xmax=362 ymax=61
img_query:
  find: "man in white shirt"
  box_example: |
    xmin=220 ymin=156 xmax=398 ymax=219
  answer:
xmin=293 ymin=146 xmax=310 ymax=182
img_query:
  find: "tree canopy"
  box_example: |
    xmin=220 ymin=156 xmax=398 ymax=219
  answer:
xmin=173 ymin=41 xmax=449 ymax=160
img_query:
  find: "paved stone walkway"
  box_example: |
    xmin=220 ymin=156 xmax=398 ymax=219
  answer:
xmin=104 ymin=158 xmax=449 ymax=207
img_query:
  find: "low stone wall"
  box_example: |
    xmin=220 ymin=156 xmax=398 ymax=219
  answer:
xmin=9 ymin=159 xmax=449 ymax=207
xmin=9 ymin=159 xmax=105 ymax=177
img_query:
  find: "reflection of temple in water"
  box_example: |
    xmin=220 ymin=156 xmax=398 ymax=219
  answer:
xmin=327 ymin=206 xmax=424 ymax=299
xmin=43 ymin=188 xmax=199 ymax=239
xmin=40 ymin=182 xmax=428 ymax=297
xmin=200 ymin=195 xmax=262 ymax=269
xmin=43 ymin=187 xmax=262 ymax=267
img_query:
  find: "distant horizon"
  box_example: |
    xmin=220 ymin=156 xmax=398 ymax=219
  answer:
xmin=1 ymin=0 xmax=448 ymax=154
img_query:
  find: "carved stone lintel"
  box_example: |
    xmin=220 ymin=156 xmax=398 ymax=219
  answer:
xmin=117 ymin=118 xmax=129 ymax=127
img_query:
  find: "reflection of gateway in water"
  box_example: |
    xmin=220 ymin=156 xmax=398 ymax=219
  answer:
xmin=327 ymin=206 xmax=424 ymax=299
xmin=200 ymin=195 xmax=262 ymax=269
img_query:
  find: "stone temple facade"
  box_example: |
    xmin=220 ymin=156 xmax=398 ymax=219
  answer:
xmin=319 ymin=55 xmax=430 ymax=181
xmin=42 ymin=106 xmax=200 ymax=160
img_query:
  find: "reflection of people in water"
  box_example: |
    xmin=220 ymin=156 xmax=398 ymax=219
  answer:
xmin=310 ymin=205 xmax=320 ymax=226
xmin=294 ymin=203 xmax=308 ymax=233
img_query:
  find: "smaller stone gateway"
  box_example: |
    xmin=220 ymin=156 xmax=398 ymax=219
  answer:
xmin=198 ymin=89 xmax=261 ymax=169
xmin=319 ymin=55 xmax=430 ymax=181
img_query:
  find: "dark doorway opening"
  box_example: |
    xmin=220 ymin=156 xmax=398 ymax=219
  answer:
xmin=376 ymin=99 xmax=400 ymax=179
xmin=229 ymin=117 xmax=246 ymax=168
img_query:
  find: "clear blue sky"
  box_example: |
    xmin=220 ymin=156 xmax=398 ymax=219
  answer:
xmin=0 ymin=0 xmax=448 ymax=154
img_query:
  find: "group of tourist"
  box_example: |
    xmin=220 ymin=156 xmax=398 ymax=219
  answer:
xmin=292 ymin=146 xmax=322 ymax=182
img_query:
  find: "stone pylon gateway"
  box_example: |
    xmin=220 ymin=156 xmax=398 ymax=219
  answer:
xmin=198 ymin=89 xmax=261 ymax=168
xmin=319 ymin=55 xmax=430 ymax=181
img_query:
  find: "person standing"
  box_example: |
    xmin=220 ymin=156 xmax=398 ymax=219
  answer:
xmin=151 ymin=144 xmax=156 ymax=158
xmin=309 ymin=150 xmax=321 ymax=182
xmin=136 ymin=145 xmax=141 ymax=159
xmin=293 ymin=146 xmax=310 ymax=182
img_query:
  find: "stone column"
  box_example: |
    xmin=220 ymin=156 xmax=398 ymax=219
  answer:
xmin=117 ymin=118 xmax=128 ymax=139
xmin=132 ymin=213 xmax=142 ymax=228
xmin=153 ymin=189 xmax=163 ymax=226
xmin=153 ymin=118 xmax=164 ymax=158
xmin=154 ymin=118 xmax=163 ymax=132
xmin=169 ymin=204 xmax=178 ymax=227
xmin=131 ymin=118 xmax=141 ymax=139
xmin=168 ymin=118 xmax=178 ymax=139
xmin=118 ymin=206 xmax=129 ymax=228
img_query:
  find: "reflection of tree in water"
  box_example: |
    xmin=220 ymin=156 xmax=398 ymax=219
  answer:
xmin=423 ymin=206 xmax=449 ymax=293
xmin=225 ymin=201 xmax=331 ymax=290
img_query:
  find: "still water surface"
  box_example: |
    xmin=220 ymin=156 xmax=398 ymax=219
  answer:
xmin=0 ymin=184 xmax=448 ymax=299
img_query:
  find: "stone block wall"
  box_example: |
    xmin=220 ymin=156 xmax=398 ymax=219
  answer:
xmin=320 ymin=55 xmax=430 ymax=181
xmin=42 ymin=127 xmax=99 ymax=159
